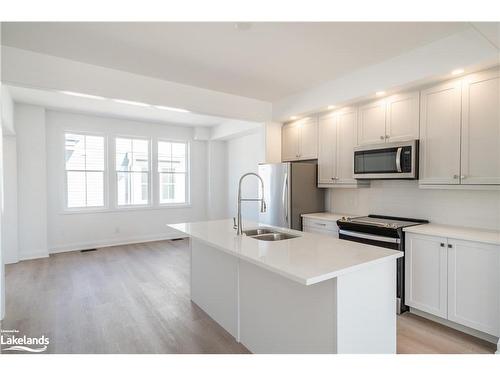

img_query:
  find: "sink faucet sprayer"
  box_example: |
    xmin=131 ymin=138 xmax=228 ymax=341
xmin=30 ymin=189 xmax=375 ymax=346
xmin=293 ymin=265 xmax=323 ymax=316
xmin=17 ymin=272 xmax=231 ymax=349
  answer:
xmin=234 ymin=173 xmax=267 ymax=235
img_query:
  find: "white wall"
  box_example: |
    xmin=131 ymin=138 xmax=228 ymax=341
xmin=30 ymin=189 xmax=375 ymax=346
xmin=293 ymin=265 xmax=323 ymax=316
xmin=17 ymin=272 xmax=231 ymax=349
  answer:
xmin=44 ymin=110 xmax=209 ymax=252
xmin=328 ymin=181 xmax=500 ymax=231
xmin=0 ymin=112 xmax=4 ymax=321
xmin=16 ymin=104 xmax=48 ymax=260
xmin=2 ymin=136 xmax=18 ymax=264
xmin=1 ymin=85 xmax=14 ymax=135
xmin=206 ymin=141 xmax=228 ymax=220
xmin=0 ymin=22 xmax=4 ymax=320
xmin=226 ymin=129 xmax=265 ymax=222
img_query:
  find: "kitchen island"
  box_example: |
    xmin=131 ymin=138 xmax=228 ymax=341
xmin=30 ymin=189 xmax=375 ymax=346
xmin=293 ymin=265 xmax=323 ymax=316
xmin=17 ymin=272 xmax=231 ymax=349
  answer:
xmin=168 ymin=219 xmax=403 ymax=354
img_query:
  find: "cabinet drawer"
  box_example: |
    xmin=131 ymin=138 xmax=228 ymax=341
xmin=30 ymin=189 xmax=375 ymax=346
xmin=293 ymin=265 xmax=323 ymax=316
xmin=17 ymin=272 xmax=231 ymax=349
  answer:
xmin=303 ymin=225 xmax=338 ymax=237
xmin=302 ymin=218 xmax=339 ymax=232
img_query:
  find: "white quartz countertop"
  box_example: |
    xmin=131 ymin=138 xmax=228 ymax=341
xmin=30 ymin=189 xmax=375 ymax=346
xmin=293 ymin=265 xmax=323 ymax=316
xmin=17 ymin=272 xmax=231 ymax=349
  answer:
xmin=168 ymin=219 xmax=403 ymax=286
xmin=301 ymin=212 xmax=354 ymax=222
xmin=403 ymin=224 xmax=500 ymax=246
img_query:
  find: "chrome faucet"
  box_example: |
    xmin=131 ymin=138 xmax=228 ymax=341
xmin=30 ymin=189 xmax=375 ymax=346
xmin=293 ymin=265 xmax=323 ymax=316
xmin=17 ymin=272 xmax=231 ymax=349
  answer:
xmin=234 ymin=173 xmax=267 ymax=235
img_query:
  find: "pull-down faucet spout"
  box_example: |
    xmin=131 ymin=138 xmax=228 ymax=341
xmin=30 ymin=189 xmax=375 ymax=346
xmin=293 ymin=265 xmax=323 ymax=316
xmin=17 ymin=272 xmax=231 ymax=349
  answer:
xmin=234 ymin=173 xmax=266 ymax=235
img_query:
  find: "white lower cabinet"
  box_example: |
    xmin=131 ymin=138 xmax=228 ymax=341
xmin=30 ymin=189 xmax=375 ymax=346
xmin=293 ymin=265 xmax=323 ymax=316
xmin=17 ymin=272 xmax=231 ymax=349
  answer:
xmin=302 ymin=217 xmax=339 ymax=237
xmin=405 ymin=233 xmax=448 ymax=318
xmin=405 ymin=233 xmax=500 ymax=337
xmin=447 ymin=239 xmax=500 ymax=336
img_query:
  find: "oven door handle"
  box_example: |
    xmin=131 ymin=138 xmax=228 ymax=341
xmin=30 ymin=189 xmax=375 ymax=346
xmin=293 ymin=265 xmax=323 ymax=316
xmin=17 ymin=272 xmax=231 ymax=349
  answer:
xmin=339 ymin=229 xmax=400 ymax=244
xmin=396 ymin=147 xmax=402 ymax=172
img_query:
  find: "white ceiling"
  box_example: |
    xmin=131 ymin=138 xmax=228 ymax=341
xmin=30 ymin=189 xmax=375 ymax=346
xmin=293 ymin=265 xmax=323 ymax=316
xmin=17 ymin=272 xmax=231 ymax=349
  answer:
xmin=7 ymin=85 xmax=236 ymax=127
xmin=1 ymin=22 xmax=471 ymax=101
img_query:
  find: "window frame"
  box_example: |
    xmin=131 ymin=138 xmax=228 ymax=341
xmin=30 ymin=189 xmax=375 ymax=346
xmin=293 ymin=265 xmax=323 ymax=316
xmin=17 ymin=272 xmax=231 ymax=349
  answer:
xmin=157 ymin=139 xmax=191 ymax=208
xmin=113 ymin=134 xmax=153 ymax=209
xmin=60 ymin=130 xmax=192 ymax=214
xmin=62 ymin=130 xmax=108 ymax=212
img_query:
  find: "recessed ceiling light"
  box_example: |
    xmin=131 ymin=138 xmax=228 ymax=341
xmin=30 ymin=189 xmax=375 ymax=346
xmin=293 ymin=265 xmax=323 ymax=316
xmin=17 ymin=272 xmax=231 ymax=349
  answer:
xmin=154 ymin=105 xmax=190 ymax=113
xmin=451 ymin=68 xmax=464 ymax=76
xmin=376 ymin=91 xmax=386 ymax=97
xmin=59 ymin=91 xmax=106 ymax=100
xmin=290 ymin=116 xmax=298 ymax=120
xmin=112 ymin=99 xmax=150 ymax=107
xmin=328 ymin=105 xmax=336 ymax=110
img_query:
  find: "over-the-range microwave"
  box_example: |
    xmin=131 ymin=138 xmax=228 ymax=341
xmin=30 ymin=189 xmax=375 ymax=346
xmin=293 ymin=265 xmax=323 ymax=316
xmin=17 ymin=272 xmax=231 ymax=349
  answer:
xmin=353 ymin=139 xmax=419 ymax=180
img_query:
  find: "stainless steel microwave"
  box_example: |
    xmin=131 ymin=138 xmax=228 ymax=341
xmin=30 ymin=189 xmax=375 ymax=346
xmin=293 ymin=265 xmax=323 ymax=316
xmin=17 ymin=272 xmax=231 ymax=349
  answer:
xmin=353 ymin=140 xmax=419 ymax=180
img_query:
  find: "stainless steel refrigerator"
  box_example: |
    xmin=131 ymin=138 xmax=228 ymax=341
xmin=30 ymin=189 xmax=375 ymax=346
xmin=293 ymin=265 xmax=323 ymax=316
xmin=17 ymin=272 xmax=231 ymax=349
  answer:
xmin=258 ymin=162 xmax=325 ymax=230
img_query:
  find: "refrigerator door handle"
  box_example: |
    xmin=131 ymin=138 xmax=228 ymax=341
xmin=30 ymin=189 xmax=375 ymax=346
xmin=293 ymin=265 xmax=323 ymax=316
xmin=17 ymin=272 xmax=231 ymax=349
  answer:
xmin=282 ymin=172 xmax=288 ymax=225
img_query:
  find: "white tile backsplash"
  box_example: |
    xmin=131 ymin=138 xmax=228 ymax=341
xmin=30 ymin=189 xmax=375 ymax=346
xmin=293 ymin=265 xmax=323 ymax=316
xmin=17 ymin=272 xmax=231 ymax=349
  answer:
xmin=327 ymin=181 xmax=500 ymax=230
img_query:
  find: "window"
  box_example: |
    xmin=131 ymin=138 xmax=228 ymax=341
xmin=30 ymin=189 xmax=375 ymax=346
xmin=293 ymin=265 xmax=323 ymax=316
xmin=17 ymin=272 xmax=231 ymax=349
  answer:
xmin=65 ymin=133 xmax=105 ymax=208
xmin=115 ymin=137 xmax=150 ymax=206
xmin=158 ymin=141 xmax=188 ymax=204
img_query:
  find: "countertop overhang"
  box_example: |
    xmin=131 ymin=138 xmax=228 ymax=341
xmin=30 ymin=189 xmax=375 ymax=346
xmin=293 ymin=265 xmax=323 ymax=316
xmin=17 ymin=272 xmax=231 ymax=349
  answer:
xmin=168 ymin=219 xmax=403 ymax=286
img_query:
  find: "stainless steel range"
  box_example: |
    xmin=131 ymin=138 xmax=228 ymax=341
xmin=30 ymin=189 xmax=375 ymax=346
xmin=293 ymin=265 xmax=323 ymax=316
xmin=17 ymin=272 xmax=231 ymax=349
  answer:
xmin=336 ymin=214 xmax=429 ymax=314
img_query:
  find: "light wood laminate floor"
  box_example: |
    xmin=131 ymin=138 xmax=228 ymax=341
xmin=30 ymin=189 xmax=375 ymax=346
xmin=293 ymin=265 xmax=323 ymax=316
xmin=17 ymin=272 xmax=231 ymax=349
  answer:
xmin=1 ymin=239 xmax=496 ymax=354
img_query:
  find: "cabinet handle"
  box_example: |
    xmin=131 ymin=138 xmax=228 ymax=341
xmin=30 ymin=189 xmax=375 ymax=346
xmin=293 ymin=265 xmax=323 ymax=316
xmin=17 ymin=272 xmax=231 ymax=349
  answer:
xmin=385 ymin=135 xmax=390 ymax=139
xmin=453 ymin=174 xmax=459 ymax=179
xmin=448 ymin=244 xmax=452 ymax=248
xmin=460 ymin=175 xmax=466 ymax=179
xmin=380 ymin=135 xmax=385 ymax=140
xmin=440 ymin=243 xmax=445 ymax=247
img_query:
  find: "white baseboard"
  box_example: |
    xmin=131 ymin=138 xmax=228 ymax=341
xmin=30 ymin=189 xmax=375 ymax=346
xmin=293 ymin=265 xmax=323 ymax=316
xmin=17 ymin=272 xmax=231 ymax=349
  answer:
xmin=48 ymin=233 xmax=187 ymax=255
xmin=18 ymin=251 xmax=49 ymax=262
xmin=409 ymin=308 xmax=499 ymax=345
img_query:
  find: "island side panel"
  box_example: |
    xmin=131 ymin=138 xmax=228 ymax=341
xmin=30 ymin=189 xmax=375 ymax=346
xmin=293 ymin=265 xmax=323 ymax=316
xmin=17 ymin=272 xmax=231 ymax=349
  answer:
xmin=239 ymin=260 xmax=336 ymax=354
xmin=336 ymin=259 xmax=397 ymax=354
xmin=190 ymin=238 xmax=239 ymax=339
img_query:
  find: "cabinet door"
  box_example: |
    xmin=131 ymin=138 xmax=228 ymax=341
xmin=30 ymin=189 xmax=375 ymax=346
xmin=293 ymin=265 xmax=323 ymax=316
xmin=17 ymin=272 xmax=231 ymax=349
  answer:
xmin=447 ymin=239 xmax=500 ymax=336
xmin=317 ymin=113 xmax=337 ymax=184
xmin=405 ymin=233 xmax=448 ymax=318
xmin=336 ymin=108 xmax=358 ymax=184
xmin=357 ymin=100 xmax=386 ymax=145
xmin=298 ymin=117 xmax=318 ymax=160
xmin=419 ymin=80 xmax=462 ymax=185
xmin=461 ymin=69 xmax=500 ymax=185
xmin=282 ymin=122 xmax=300 ymax=161
xmin=385 ymin=91 xmax=420 ymax=142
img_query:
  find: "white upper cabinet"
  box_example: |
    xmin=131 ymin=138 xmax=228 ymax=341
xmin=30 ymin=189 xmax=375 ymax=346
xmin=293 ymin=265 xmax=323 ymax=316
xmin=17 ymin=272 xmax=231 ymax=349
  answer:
xmin=317 ymin=107 xmax=366 ymax=187
xmin=336 ymin=108 xmax=359 ymax=185
xmin=317 ymin=113 xmax=337 ymax=184
xmin=357 ymin=92 xmax=419 ymax=146
xmin=385 ymin=91 xmax=420 ymax=142
xmin=460 ymin=69 xmax=500 ymax=185
xmin=299 ymin=117 xmax=319 ymax=160
xmin=419 ymin=67 xmax=500 ymax=187
xmin=419 ymin=80 xmax=462 ymax=185
xmin=282 ymin=117 xmax=318 ymax=161
xmin=357 ymin=100 xmax=386 ymax=145
xmin=281 ymin=121 xmax=300 ymax=161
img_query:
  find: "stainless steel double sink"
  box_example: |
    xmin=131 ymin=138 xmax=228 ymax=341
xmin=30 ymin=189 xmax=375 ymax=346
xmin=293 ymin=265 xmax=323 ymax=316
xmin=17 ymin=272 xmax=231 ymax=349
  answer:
xmin=243 ymin=228 xmax=299 ymax=241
